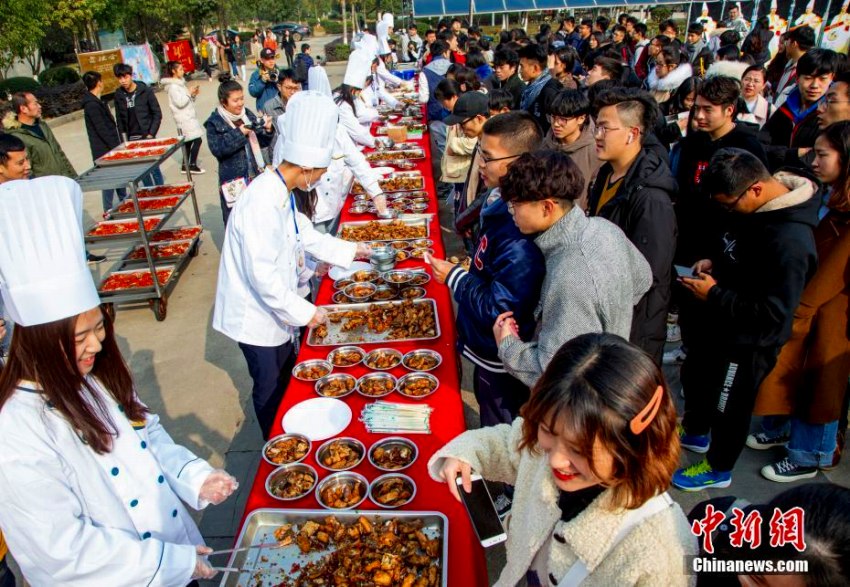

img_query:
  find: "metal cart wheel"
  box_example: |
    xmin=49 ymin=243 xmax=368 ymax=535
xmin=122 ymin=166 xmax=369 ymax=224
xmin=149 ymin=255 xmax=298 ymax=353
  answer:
xmin=189 ymin=239 xmax=201 ymax=257
xmin=102 ymin=303 xmax=116 ymax=323
xmin=150 ymin=296 xmax=168 ymax=321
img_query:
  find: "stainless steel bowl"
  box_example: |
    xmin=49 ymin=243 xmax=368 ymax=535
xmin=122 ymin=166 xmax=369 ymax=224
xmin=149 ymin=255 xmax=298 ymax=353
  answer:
xmin=315 ymin=471 xmax=369 ymax=510
xmin=331 ymin=291 xmax=349 ymax=304
xmin=315 ymin=437 xmax=366 ymax=472
xmin=398 ymin=286 xmax=426 ymax=300
xmin=356 ymin=372 xmax=398 ymax=398
xmin=411 ymin=239 xmax=434 ymax=249
xmin=363 ymin=348 xmax=403 ymax=371
xmin=351 ymin=269 xmax=380 ymax=283
xmin=409 ymin=272 xmax=432 ymax=287
xmin=314 ymin=373 xmax=357 ymax=399
xmin=382 ymin=269 xmax=414 ymax=286
xmin=265 ymin=462 xmax=318 ymax=501
xmin=327 ymin=345 xmax=365 ymax=368
xmin=370 ymin=284 xmax=397 ymax=302
xmin=368 ymin=473 xmax=417 ymax=509
xmin=402 ymin=349 xmax=443 ymax=372
xmin=410 ymin=202 xmax=429 ymax=213
xmin=349 ymin=204 xmax=369 ymax=214
xmin=333 ymin=277 xmax=354 ymax=290
xmin=394 ymin=250 xmax=411 ymax=263
xmin=343 ymin=281 xmax=376 ymax=302
xmin=397 ymin=372 xmax=439 ymax=399
xmin=410 ymin=248 xmax=435 ymax=260
xmin=262 ymin=433 xmax=312 ymax=467
xmin=368 ymin=436 xmax=418 ymax=472
xmin=292 ymin=359 xmax=333 ymax=382
xmin=389 ymin=240 xmax=411 ymax=251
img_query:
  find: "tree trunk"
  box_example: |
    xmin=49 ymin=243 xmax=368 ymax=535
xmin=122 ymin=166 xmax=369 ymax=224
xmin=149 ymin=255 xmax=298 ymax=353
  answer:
xmin=72 ymin=29 xmax=81 ymax=54
xmin=342 ymin=0 xmax=348 ymax=43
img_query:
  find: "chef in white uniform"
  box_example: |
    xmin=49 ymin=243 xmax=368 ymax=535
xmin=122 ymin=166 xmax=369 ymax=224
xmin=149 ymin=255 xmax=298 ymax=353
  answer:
xmin=214 ymin=92 xmax=371 ymax=439
xmin=0 ymin=176 xmax=237 ymax=586
xmin=273 ymin=66 xmax=388 ymax=234
xmin=336 ymin=49 xmax=380 ymax=147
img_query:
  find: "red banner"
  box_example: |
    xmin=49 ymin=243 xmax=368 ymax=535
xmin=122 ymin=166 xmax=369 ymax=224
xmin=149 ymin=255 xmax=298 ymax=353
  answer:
xmin=164 ymin=39 xmax=195 ymax=74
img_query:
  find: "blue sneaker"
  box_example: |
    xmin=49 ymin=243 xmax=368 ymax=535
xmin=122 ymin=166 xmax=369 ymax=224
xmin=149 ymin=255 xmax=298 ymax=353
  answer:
xmin=672 ymin=459 xmax=732 ymax=492
xmin=678 ymin=424 xmax=710 ymax=454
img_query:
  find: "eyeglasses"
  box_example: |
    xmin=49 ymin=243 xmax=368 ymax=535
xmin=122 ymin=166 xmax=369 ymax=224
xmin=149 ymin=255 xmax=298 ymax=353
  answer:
xmin=476 ymin=144 xmax=520 ymax=165
xmin=717 ymin=182 xmax=755 ymax=211
xmin=506 ymin=200 xmax=534 ymax=212
xmin=741 ymin=77 xmax=764 ymax=85
xmin=824 ymin=97 xmax=850 ymax=106
xmin=547 ymin=114 xmax=573 ymax=126
xmin=593 ymin=125 xmax=624 ymax=137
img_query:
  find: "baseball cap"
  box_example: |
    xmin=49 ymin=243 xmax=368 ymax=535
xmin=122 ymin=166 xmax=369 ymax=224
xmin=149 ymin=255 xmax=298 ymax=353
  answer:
xmin=260 ymin=48 xmax=276 ymax=60
xmin=443 ymin=91 xmax=490 ymax=125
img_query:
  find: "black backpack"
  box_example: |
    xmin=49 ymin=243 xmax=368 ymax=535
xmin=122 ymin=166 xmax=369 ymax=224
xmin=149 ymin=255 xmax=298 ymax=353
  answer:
xmin=293 ymin=54 xmax=308 ymax=83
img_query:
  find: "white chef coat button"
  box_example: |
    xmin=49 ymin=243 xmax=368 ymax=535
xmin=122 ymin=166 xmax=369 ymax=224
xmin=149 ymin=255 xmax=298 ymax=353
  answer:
xmin=140 ymin=440 xmax=147 ymax=449
xmin=172 ymin=509 xmax=178 ymax=518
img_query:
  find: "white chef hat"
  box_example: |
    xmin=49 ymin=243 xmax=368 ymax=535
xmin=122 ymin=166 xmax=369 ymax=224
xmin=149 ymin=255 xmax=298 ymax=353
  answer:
xmin=308 ymin=66 xmax=332 ymax=98
xmin=280 ymin=91 xmax=338 ymax=168
xmin=377 ymin=20 xmax=389 ymax=40
xmin=382 ymin=12 xmax=394 ymax=29
xmin=357 ymin=33 xmax=379 ymax=60
xmin=806 ymin=0 xmax=815 ymax=10
xmin=702 ymin=2 xmax=709 ymax=12
xmin=0 ymin=177 xmax=100 ymax=326
xmin=343 ymin=49 xmax=373 ymax=88
xmin=771 ymin=0 xmax=778 ymax=9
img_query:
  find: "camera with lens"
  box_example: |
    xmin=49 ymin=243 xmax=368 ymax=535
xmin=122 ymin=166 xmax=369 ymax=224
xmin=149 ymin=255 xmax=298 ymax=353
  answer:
xmin=256 ymin=61 xmax=279 ymax=83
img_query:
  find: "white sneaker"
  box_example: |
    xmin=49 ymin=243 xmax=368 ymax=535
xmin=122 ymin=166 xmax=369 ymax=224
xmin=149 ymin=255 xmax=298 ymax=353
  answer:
xmin=666 ymin=323 xmax=682 ymax=343
xmin=663 ymin=347 xmax=687 ymax=365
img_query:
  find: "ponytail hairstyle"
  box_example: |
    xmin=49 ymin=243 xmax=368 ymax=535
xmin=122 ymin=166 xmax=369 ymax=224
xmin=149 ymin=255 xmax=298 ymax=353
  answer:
xmin=165 ymin=60 xmax=181 ymax=78
xmin=217 ymin=73 xmax=243 ymax=105
xmin=0 ymin=308 xmax=147 ymax=454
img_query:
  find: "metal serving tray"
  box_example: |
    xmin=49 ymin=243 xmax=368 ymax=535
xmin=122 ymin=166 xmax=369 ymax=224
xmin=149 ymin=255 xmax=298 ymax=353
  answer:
xmin=106 ymin=193 xmax=188 ymax=219
xmin=338 ymin=217 xmax=430 ymax=243
xmin=94 ymin=138 xmax=181 ymax=167
xmin=220 ymin=509 xmax=448 ymax=587
xmin=307 ymin=298 xmax=440 ymax=347
xmin=366 ymin=149 xmax=426 ymax=163
xmin=85 ymin=214 xmax=166 ymax=242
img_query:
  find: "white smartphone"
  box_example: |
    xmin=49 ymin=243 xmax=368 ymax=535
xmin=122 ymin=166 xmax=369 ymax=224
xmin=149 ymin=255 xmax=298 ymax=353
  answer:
xmin=456 ymin=473 xmax=508 ymax=548
xmin=674 ymin=264 xmax=695 ymax=279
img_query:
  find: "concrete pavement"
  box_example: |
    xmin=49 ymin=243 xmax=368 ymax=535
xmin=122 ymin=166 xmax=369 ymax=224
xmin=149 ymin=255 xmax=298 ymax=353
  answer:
xmin=8 ymin=38 xmax=850 ymax=583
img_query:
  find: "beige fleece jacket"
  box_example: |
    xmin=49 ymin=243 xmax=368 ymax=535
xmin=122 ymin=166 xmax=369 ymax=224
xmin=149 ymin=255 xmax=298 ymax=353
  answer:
xmin=428 ymin=419 xmax=697 ymax=586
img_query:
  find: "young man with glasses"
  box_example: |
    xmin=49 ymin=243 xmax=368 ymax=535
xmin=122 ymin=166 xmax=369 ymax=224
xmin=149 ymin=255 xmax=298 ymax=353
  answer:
xmin=673 ymin=148 xmax=819 ymax=491
xmin=541 ymin=89 xmax=600 ymax=207
xmin=428 ymin=111 xmax=546 ymax=429
xmin=764 ymin=48 xmax=841 ymax=171
xmin=494 ymin=148 xmax=652 ymax=387
xmin=587 ymin=88 xmax=677 ymax=364
xmin=817 ymin=73 xmax=850 ymax=129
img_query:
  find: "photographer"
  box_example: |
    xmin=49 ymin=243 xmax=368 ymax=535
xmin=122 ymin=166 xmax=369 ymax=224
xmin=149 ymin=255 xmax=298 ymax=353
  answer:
xmin=249 ymin=48 xmax=280 ymax=111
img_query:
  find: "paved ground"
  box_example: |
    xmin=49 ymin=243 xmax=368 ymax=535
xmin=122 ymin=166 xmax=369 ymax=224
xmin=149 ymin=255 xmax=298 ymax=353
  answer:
xmin=9 ymin=37 xmax=850 ymax=583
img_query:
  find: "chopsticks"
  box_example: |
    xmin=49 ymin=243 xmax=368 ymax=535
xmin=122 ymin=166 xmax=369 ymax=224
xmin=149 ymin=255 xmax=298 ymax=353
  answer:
xmin=208 ymin=542 xmax=280 ymax=556
xmin=360 ymin=401 xmax=433 ymax=434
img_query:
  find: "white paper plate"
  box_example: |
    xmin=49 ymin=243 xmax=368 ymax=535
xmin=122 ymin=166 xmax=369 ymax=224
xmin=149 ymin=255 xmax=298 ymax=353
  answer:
xmin=329 ymin=261 xmax=372 ymax=281
xmin=372 ymin=166 xmax=395 ymax=176
xmin=282 ymin=397 xmax=352 ymax=441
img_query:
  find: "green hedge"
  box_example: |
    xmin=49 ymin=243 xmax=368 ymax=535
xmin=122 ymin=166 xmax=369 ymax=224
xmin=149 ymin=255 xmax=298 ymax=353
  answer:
xmin=0 ymin=77 xmax=41 ymax=97
xmin=325 ymin=42 xmax=351 ymax=62
xmin=238 ymin=31 xmax=254 ymax=42
xmin=319 ymin=21 xmax=344 ymax=34
xmin=38 ymin=66 xmax=81 ymax=87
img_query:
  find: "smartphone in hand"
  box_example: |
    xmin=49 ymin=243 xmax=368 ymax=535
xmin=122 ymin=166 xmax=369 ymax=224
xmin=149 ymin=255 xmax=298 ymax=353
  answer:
xmin=456 ymin=473 xmax=508 ymax=547
xmin=674 ymin=264 xmax=695 ymax=279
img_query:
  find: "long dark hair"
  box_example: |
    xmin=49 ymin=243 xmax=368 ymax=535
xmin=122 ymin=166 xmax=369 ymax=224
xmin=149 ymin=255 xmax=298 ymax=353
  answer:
xmin=820 ymin=121 xmax=850 ymax=212
xmin=165 ymin=60 xmax=181 ymax=78
xmin=0 ymin=307 xmax=147 ymax=454
xmin=334 ymin=83 xmax=360 ymax=112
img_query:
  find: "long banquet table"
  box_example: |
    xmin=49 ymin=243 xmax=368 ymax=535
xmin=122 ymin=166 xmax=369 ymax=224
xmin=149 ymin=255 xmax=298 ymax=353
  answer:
xmin=241 ymin=115 xmax=490 ymax=586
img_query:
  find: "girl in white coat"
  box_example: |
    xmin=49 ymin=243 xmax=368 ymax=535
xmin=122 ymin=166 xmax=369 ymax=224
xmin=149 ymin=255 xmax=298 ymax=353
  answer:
xmin=162 ymin=61 xmax=206 ymax=173
xmin=213 ymin=92 xmax=372 ymax=439
xmin=335 ymin=49 xmax=379 ymax=147
xmin=431 ymin=333 xmax=696 ymax=586
xmin=0 ymin=176 xmax=237 ymax=586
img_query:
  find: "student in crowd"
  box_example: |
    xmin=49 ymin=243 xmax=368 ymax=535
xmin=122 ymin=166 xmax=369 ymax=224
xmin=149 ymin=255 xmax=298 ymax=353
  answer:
xmin=2 ymin=92 xmax=76 ymax=179
xmin=551 ymin=46 xmax=578 ymax=89
xmin=674 ymin=148 xmax=818 ymax=491
xmin=430 ymin=111 xmax=545 ymax=428
xmin=80 ymin=71 xmax=125 ymax=211
xmin=576 ymin=19 xmax=593 ymax=60
xmin=648 ymin=45 xmax=693 ymax=105
xmin=542 ymin=89 xmax=600 ymax=204
xmin=161 ymin=61 xmax=205 ymax=174
xmin=763 ymin=48 xmax=840 ymax=171
xmin=631 ymin=23 xmax=651 ymax=80
xmin=292 ymin=44 xmax=315 ymax=88
xmin=738 ymin=65 xmax=775 ymax=129
xmin=440 ymin=87 xmax=480 ymax=205
xmin=204 ymin=74 xmax=274 ymax=224
xmin=658 ymin=19 xmax=683 ymax=50
xmin=488 ymin=89 xmax=514 ymax=116
xmin=517 ymin=43 xmax=562 ymax=134
xmin=430 ymin=333 xmax=695 ymax=586
xmin=262 ymin=69 xmax=301 ymax=122
xmin=486 ymin=48 xmax=524 ymax=109
xmin=750 ymin=122 xmax=850 ymax=482
xmin=817 ymin=73 xmax=850 ymax=130
xmin=493 ymin=150 xmax=652 ymax=386
xmin=685 ymin=23 xmax=714 ymax=76
xmin=112 ymin=63 xmax=164 ymax=186
xmin=586 ymin=56 xmax=625 ymax=87
xmin=588 ymin=88 xmax=677 ymax=364
xmin=773 ymin=26 xmax=816 ymax=103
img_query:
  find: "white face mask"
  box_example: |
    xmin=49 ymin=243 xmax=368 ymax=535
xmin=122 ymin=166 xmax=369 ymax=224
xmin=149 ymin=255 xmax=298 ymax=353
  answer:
xmin=301 ymin=167 xmax=321 ymax=191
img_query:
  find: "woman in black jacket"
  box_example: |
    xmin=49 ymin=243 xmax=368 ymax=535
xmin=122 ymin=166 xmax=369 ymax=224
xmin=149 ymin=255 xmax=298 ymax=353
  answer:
xmin=281 ymin=30 xmax=295 ymax=68
xmin=742 ymin=17 xmax=773 ymax=67
xmin=204 ymin=74 xmax=273 ymax=224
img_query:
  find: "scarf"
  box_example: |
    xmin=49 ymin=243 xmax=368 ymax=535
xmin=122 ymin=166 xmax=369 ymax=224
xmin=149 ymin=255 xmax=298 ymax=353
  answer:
xmin=216 ymin=104 xmax=265 ymax=172
xmin=686 ymin=40 xmax=706 ymax=64
xmin=783 ymin=88 xmax=822 ymax=126
xmin=520 ymin=70 xmax=552 ymax=111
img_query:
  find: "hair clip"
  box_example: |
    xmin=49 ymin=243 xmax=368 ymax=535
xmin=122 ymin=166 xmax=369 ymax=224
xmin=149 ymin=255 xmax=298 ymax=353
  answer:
xmin=630 ymin=385 xmax=664 ymax=435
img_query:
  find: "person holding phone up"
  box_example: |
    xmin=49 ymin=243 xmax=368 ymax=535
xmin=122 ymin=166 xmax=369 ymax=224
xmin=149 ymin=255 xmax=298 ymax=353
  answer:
xmin=429 ymin=333 xmax=695 ymax=586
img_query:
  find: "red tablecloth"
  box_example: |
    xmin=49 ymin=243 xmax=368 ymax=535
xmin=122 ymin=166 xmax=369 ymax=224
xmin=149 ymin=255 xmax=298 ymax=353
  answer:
xmin=241 ymin=122 xmax=489 ymax=586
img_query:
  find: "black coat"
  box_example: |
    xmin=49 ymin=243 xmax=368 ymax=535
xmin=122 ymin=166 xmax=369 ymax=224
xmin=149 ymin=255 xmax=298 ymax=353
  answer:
xmin=588 ymin=148 xmax=678 ymax=363
xmin=486 ymin=73 xmax=525 ymax=110
xmin=523 ymin=77 xmax=561 ymax=134
xmin=762 ymin=94 xmax=822 ymax=172
xmin=81 ymin=92 xmax=121 ymax=159
xmin=114 ymin=81 xmax=162 ymax=139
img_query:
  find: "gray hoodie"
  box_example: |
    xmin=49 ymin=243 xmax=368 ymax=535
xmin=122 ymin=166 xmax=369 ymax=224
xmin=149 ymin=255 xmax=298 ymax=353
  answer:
xmin=542 ymin=122 xmax=601 ymax=209
xmin=498 ymin=205 xmax=652 ymax=386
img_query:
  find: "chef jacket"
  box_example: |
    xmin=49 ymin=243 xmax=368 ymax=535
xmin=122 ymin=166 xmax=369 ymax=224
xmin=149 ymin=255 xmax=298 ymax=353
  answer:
xmin=0 ymin=378 xmax=213 ymax=586
xmin=214 ymin=168 xmax=358 ymax=347
xmin=337 ymin=100 xmax=376 ymax=148
xmin=272 ymin=125 xmax=382 ymax=224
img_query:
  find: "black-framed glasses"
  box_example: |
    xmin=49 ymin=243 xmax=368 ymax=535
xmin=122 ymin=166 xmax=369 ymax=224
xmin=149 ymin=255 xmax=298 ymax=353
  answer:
xmin=476 ymin=144 xmax=520 ymax=165
xmin=717 ymin=182 xmax=755 ymax=211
